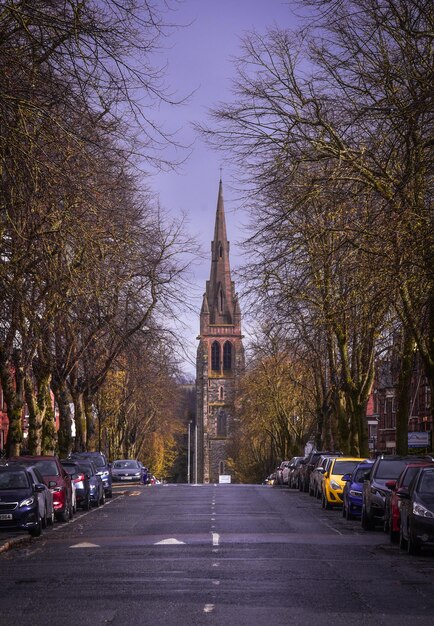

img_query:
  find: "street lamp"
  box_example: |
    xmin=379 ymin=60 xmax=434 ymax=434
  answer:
xmin=187 ymin=421 xmax=192 ymax=484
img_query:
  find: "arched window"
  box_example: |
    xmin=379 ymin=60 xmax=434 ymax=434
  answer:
xmin=211 ymin=341 xmax=220 ymax=371
xmin=217 ymin=410 xmax=227 ymax=437
xmin=219 ymin=289 xmax=224 ymax=313
xmin=223 ymin=341 xmax=232 ymax=371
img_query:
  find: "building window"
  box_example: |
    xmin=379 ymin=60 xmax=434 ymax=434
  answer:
xmin=219 ymin=386 xmax=224 ymax=400
xmin=217 ymin=410 xmax=227 ymax=437
xmin=211 ymin=341 xmax=220 ymax=372
xmin=219 ymin=243 xmax=223 ymax=258
xmin=223 ymin=341 xmax=232 ymax=371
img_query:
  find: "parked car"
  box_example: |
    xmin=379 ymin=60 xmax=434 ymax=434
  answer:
xmin=8 ymin=455 xmax=73 ymax=522
xmin=111 ymin=459 xmax=144 ymax=482
xmin=342 ymin=460 xmax=374 ymax=520
xmin=61 ymin=460 xmax=91 ymax=510
xmin=276 ymin=461 xmax=290 ymax=486
xmin=309 ymin=454 xmax=341 ymax=498
xmin=72 ymin=459 xmax=105 ymax=506
xmin=299 ymin=450 xmax=342 ymax=493
xmin=384 ymin=461 xmax=434 ymax=543
xmin=26 ymin=465 xmax=55 ymax=528
xmin=283 ymin=457 xmax=304 ymax=486
xmin=361 ymin=455 xmax=429 ymax=531
xmin=69 ymin=452 xmax=112 ymax=498
xmin=321 ymin=457 xmax=367 ymax=510
xmin=399 ymin=466 xmax=434 ymax=555
xmin=289 ymin=457 xmax=306 ymax=489
xmin=0 ymin=465 xmax=46 ymax=536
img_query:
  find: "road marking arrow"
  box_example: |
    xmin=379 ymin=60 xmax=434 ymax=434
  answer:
xmin=69 ymin=542 xmax=101 ymax=548
xmin=154 ymin=538 xmax=185 ymax=545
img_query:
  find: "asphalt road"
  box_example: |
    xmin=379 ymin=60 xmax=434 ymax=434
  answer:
xmin=1 ymin=483 xmax=434 ymax=626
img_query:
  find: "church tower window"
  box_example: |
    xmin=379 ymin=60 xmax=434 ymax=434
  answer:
xmin=217 ymin=410 xmax=227 ymax=437
xmin=211 ymin=341 xmax=220 ymax=372
xmin=219 ymin=243 xmax=223 ymax=258
xmin=223 ymin=341 xmax=232 ymax=371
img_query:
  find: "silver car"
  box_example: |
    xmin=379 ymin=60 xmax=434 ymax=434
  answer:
xmin=111 ymin=459 xmax=144 ymax=483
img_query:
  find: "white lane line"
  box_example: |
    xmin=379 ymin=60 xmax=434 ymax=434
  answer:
xmin=203 ymin=604 xmax=215 ymax=613
xmin=212 ymin=532 xmax=220 ymax=546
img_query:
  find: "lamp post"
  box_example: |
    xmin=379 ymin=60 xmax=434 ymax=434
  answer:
xmin=187 ymin=421 xmax=192 ymax=484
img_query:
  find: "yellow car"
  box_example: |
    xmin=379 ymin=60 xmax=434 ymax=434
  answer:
xmin=321 ymin=457 xmax=368 ymax=510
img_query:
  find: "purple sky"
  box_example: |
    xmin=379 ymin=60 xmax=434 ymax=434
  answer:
xmin=149 ymin=1 xmax=301 ymax=375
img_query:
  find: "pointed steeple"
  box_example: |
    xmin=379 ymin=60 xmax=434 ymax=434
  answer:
xmin=206 ymin=179 xmax=235 ymax=325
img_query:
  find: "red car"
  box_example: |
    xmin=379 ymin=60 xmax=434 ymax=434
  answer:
xmin=384 ymin=461 xmax=434 ymax=543
xmin=9 ymin=455 xmax=73 ymax=522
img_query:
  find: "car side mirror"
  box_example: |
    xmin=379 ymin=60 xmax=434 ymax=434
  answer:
xmin=35 ymin=483 xmax=45 ymax=493
xmin=342 ymin=473 xmax=352 ymax=482
xmin=385 ymin=480 xmax=397 ymax=490
xmin=396 ymin=488 xmax=409 ymax=499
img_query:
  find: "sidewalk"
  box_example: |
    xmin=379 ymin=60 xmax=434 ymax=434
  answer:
xmin=0 ymin=533 xmax=32 ymax=555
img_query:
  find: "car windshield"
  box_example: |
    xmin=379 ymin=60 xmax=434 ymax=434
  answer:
xmin=418 ymin=470 xmax=434 ymax=494
xmin=0 ymin=471 xmax=29 ymax=489
xmin=376 ymin=459 xmax=411 ymax=480
xmin=78 ymin=463 xmax=94 ymax=476
xmin=113 ymin=460 xmax=138 ymax=469
xmin=90 ymin=456 xmax=105 ymax=468
xmin=32 ymin=460 xmax=60 ymax=476
xmin=353 ymin=466 xmax=371 ymax=482
xmin=402 ymin=466 xmax=424 ymax=488
xmin=332 ymin=461 xmax=360 ymax=476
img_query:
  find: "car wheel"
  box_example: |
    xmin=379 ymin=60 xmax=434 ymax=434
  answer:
xmin=361 ymin=505 xmax=373 ymax=530
xmin=106 ymin=489 xmax=113 ymax=498
xmin=29 ymin=516 xmax=42 ymax=537
xmin=83 ymin=495 xmax=91 ymax=511
xmin=399 ymin=524 xmax=407 ymax=550
xmin=57 ymin=502 xmax=70 ymax=523
xmin=389 ymin=527 xmax=399 ymax=544
xmin=407 ymin=524 xmax=421 ymax=555
xmin=100 ymin=490 xmax=106 ymax=506
xmin=47 ymin=507 xmax=55 ymax=526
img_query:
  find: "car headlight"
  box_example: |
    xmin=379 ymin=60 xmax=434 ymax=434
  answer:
xmin=19 ymin=496 xmax=35 ymax=508
xmin=98 ymin=471 xmax=109 ymax=477
xmin=413 ymin=503 xmax=434 ymax=518
xmin=134 ymin=472 xmax=141 ymax=477
xmin=330 ymin=480 xmax=341 ymax=490
xmin=89 ymin=484 xmax=97 ymax=491
xmin=350 ymin=489 xmax=362 ymax=497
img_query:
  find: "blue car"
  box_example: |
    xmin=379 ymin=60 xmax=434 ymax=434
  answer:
xmin=342 ymin=460 xmax=374 ymax=520
xmin=0 ymin=465 xmax=46 ymax=536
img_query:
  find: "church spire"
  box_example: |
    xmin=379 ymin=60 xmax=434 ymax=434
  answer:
xmin=206 ymin=179 xmax=235 ymax=325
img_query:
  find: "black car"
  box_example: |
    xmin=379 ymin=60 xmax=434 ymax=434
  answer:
xmin=298 ymin=450 xmax=342 ymax=493
xmin=72 ymin=459 xmax=105 ymax=507
xmin=61 ymin=460 xmax=92 ymax=510
xmin=399 ymin=466 xmax=434 ymax=555
xmin=361 ymin=455 xmax=428 ymax=530
xmin=0 ymin=465 xmax=45 ymax=537
xmin=69 ymin=452 xmax=112 ymax=498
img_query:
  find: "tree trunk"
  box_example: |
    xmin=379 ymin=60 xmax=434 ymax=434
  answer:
xmin=395 ymin=328 xmax=415 ymax=455
xmin=53 ymin=379 xmax=73 ymax=457
xmin=1 ymin=349 xmax=24 ymax=457
xmin=25 ymin=375 xmax=43 ymax=455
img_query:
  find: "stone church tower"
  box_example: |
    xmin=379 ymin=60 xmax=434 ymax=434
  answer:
xmin=196 ymin=180 xmax=244 ymax=483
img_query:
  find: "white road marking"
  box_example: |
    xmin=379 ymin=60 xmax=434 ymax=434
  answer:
xmin=212 ymin=532 xmax=220 ymax=546
xmin=69 ymin=542 xmax=100 ymax=548
xmin=154 ymin=538 xmax=186 ymax=545
xmin=203 ymin=604 xmax=215 ymax=613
